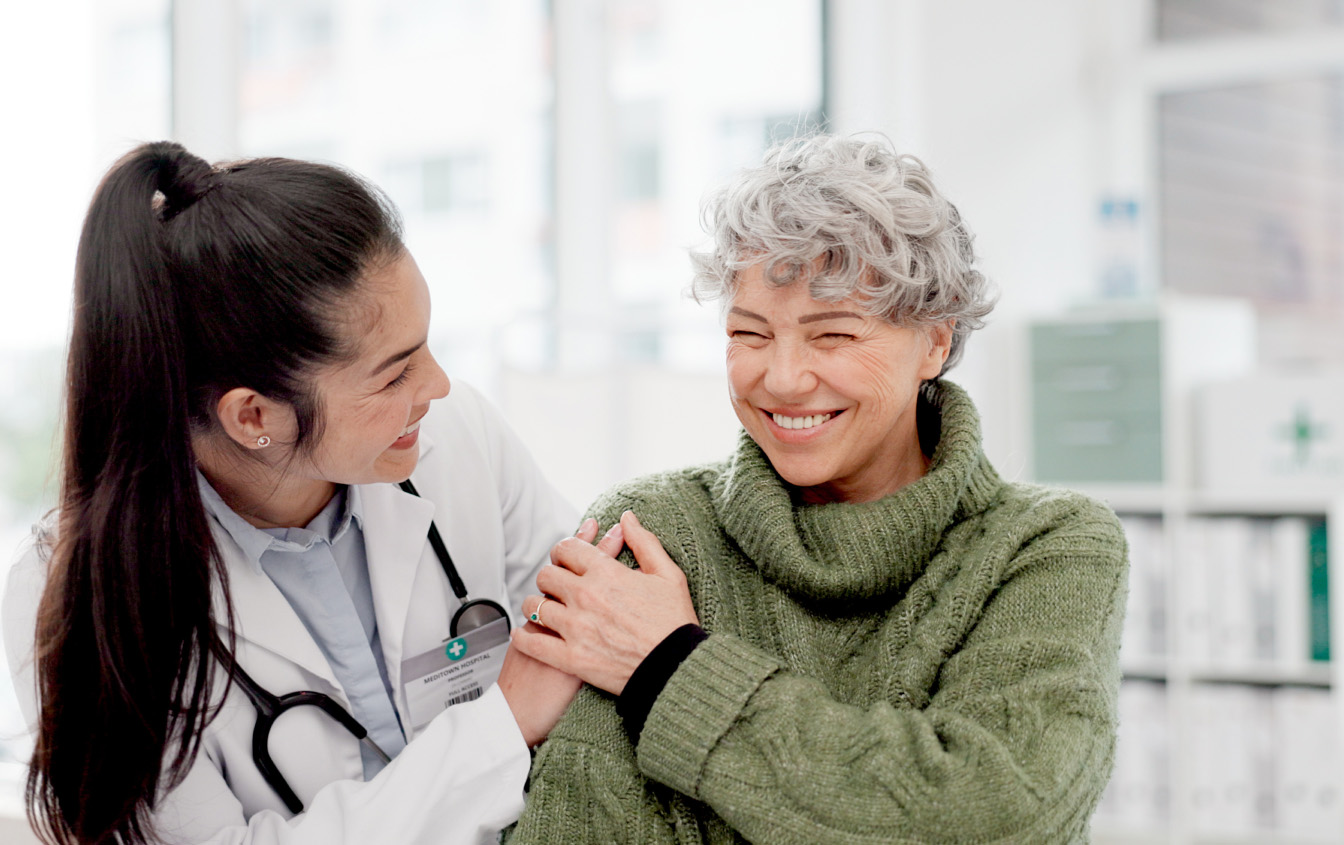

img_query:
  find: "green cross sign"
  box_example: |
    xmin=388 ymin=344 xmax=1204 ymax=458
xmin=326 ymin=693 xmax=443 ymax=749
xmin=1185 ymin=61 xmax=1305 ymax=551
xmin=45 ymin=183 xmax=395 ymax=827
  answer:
xmin=445 ymin=637 xmax=469 ymax=661
xmin=1277 ymin=404 xmax=1329 ymax=466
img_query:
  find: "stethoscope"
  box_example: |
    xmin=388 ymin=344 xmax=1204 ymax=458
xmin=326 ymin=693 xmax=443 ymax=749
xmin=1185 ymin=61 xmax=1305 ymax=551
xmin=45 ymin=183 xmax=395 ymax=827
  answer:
xmin=230 ymin=478 xmax=510 ymax=814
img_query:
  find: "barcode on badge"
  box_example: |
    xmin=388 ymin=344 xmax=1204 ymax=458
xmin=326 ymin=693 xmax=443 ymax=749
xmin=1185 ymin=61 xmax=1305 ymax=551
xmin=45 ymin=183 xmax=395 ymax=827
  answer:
xmin=447 ymin=685 xmax=483 ymax=707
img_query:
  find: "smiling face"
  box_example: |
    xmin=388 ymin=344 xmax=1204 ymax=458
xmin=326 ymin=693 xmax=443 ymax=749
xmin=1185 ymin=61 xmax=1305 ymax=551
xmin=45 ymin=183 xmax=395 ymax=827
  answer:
xmin=302 ymin=251 xmax=452 ymax=487
xmin=725 ymin=261 xmax=952 ymax=505
xmin=196 ymin=250 xmax=453 ymax=528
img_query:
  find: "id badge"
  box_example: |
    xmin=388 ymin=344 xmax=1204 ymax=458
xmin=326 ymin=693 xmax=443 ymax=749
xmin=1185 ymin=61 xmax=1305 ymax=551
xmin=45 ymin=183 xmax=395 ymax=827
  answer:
xmin=400 ymin=616 xmax=511 ymax=734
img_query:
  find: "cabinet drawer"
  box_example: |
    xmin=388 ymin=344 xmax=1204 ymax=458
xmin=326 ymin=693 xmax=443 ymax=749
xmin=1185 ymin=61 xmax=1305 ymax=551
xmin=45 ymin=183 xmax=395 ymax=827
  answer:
xmin=1032 ymin=409 xmax=1163 ymax=482
xmin=1031 ymin=319 xmax=1161 ymax=365
xmin=1032 ymin=363 xmax=1161 ymax=416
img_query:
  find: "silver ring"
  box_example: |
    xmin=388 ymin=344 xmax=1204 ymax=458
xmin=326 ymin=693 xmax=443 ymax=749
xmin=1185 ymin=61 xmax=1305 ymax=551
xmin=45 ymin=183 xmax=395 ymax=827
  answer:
xmin=529 ymin=597 xmax=551 ymax=628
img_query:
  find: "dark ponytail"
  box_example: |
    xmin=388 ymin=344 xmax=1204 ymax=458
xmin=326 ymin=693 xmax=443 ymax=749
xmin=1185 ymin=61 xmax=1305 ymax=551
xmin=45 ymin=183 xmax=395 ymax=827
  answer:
xmin=27 ymin=142 xmax=403 ymax=844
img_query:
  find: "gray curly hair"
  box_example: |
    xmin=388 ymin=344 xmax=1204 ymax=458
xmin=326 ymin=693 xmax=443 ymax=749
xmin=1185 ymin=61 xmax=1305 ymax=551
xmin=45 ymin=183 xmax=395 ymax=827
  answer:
xmin=691 ymin=134 xmax=995 ymax=373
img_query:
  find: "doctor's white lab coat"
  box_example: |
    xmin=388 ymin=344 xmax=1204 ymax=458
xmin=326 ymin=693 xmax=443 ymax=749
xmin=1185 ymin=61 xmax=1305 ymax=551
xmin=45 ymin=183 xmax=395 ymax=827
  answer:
xmin=3 ymin=381 xmax=578 ymax=845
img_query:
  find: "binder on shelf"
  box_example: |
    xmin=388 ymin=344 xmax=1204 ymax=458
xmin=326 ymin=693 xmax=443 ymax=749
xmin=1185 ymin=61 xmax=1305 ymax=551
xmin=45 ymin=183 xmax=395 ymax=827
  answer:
xmin=1207 ymin=517 xmax=1257 ymax=663
xmin=1309 ymin=519 xmax=1329 ymax=662
xmin=1119 ymin=515 xmax=1167 ymax=661
xmin=1097 ymin=680 xmax=1169 ymax=828
xmin=1246 ymin=519 xmax=1276 ymax=661
xmin=1176 ymin=515 xmax=1327 ymax=670
xmin=1181 ymin=519 xmax=1213 ymax=664
xmin=1271 ymin=517 xmax=1311 ymax=665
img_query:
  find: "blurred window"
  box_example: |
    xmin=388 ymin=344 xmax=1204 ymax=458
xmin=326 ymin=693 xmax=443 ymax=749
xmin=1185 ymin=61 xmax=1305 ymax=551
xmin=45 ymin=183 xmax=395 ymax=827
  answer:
xmin=1160 ymin=76 xmax=1344 ymax=306
xmin=239 ymin=0 xmax=555 ymax=388
xmin=603 ymin=0 xmax=823 ymax=367
xmin=1151 ymin=5 xmax=1344 ymax=360
xmin=0 ymin=0 xmax=174 ymax=811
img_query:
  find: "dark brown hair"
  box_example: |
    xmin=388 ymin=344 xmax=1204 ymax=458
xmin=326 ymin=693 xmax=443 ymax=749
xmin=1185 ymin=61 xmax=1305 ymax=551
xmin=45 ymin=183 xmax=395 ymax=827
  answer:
xmin=28 ymin=141 xmax=402 ymax=844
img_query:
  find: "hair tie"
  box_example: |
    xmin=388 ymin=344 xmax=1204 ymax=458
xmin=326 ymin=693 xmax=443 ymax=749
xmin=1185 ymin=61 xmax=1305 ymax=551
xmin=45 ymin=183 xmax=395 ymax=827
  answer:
xmin=153 ymin=144 xmax=220 ymax=221
xmin=159 ymin=177 xmax=219 ymax=221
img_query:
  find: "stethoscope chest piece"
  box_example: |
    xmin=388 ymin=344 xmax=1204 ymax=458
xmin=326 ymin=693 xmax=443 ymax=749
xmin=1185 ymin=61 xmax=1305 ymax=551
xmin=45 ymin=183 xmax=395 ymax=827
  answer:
xmin=231 ymin=477 xmax=510 ymax=814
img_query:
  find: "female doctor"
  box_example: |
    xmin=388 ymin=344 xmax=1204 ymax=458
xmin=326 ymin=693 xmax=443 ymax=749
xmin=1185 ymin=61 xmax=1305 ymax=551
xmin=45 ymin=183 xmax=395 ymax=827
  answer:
xmin=2 ymin=142 xmax=600 ymax=845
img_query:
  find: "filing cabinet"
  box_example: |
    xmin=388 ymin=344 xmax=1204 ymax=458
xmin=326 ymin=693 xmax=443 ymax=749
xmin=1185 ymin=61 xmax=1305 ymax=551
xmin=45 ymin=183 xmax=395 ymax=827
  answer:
xmin=1028 ymin=297 xmax=1256 ymax=485
xmin=1031 ymin=318 xmax=1164 ymax=482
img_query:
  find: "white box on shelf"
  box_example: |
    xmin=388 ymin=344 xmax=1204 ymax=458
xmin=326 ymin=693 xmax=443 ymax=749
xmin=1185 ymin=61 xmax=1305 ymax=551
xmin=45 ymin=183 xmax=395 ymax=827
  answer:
xmin=1273 ymin=686 xmax=1341 ymax=837
xmin=1098 ymin=680 xmax=1169 ymax=829
xmin=1186 ymin=685 xmax=1274 ymax=834
xmin=1196 ymin=372 xmax=1344 ymax=494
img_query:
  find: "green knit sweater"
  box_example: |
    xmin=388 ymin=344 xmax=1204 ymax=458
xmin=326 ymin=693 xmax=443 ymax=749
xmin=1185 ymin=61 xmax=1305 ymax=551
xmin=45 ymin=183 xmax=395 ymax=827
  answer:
xmin=510 ymin=381 xmax=1128 ymax=844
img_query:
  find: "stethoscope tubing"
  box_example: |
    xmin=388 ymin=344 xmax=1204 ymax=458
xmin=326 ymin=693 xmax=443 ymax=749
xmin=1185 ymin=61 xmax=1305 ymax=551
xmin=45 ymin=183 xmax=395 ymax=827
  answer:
xmin=229 ymin=477 xmax=508 ymax=814
xmin=231 ymin=662 xmax=392 ymax=814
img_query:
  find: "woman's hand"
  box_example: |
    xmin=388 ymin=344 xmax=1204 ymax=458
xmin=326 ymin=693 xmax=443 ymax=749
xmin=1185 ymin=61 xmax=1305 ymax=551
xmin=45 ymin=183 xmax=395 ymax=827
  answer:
xmin=495 ymin=516 xmax=624 ymax=745
xmin=511 ymin=511 xmax=699 ymax=696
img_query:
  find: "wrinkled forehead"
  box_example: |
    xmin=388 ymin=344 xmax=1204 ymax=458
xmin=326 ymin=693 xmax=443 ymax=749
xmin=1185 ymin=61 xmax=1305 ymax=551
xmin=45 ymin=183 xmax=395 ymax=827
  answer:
xmin=723 ymin=255 xmax=891 ymax=320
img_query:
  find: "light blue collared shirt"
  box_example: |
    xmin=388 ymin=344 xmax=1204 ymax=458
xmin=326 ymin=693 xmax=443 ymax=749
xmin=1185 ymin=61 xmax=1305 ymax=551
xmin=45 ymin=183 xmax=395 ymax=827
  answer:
xmin=198 ymin=474 xmax=407 ymax=779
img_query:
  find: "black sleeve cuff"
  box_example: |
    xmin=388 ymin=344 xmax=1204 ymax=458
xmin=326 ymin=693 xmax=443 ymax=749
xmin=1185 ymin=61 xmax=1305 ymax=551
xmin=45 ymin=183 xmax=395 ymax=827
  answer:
xmin=616 ymin=623 xmax=708 ymax=744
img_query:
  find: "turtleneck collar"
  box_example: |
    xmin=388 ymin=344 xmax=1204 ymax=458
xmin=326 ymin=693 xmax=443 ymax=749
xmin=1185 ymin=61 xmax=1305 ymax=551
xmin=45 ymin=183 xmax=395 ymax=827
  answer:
xmin=709 ymin=380 xmax=1003 ymax=603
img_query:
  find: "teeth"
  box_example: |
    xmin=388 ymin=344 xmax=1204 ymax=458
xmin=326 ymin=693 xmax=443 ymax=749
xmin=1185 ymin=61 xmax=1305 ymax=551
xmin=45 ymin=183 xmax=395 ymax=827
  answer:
xmin=401 ymin=419 xmax=422 ymax=438
xmin=771 ymin=412 xmax=833 ymax=430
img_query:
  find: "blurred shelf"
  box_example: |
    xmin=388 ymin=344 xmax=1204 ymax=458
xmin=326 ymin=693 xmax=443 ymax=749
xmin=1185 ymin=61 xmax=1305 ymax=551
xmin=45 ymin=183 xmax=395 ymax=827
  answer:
xmin=1187 ymin=832 xmax=1342 ymax=845
xmin=1095 ymin=823 xmax=1344 ymax=844
xmin=1185 ymin=490 xmax=1339 ymax=517
xmin=1092 ymin=827 xmax=1169 ymax=845
xmin=1122 ymin=658 xmax=1333 ymax=687
xmin=1059 ymin=484 xmax=1341 ymax=516
xmin=1065 ymin=483 xmax=1168 ymax=513
xmin=1121 ymin=656 xmax=1171 ymax=681
xmin=1185 ymin=661 xmax=1332 ymax=688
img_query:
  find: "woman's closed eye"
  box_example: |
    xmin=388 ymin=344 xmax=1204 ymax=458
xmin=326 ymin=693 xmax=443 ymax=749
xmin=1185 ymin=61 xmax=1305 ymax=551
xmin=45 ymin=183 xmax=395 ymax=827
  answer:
xmin=816 ymin=332 xmax=857 ymax=345
xmin=385 ymin=362 xmax=415 ymax=389
xmin=728 ymin=329 xmax=771 ymax=346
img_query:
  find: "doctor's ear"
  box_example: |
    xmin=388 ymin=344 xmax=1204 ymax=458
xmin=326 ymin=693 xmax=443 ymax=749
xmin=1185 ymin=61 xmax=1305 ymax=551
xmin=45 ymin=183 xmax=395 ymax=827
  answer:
xmin=215 ymin=388 xmax=294 ymax=451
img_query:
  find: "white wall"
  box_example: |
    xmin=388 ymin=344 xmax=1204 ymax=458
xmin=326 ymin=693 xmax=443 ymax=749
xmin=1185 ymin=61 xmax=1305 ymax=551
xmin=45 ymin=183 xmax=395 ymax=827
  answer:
xmin=0 ymin=815 xmax=38 ymax=845
xmin=501 ymin=366 xmax=741 ymax=518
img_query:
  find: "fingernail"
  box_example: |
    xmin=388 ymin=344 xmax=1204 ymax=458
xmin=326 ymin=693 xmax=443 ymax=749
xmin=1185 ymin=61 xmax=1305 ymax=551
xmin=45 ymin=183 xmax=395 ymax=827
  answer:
xmin=605 ymin=523 xmax=624 ymax=544
xmin=576 ymin=517 xmax=597 ymax=536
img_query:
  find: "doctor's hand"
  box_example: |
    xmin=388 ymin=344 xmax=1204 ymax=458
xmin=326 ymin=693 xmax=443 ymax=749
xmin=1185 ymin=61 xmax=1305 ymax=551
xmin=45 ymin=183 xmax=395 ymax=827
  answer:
xmin=496 ymin=643 xmax=580 ymax=747
xmin=511 ymin=511 xmax=699 ymax=696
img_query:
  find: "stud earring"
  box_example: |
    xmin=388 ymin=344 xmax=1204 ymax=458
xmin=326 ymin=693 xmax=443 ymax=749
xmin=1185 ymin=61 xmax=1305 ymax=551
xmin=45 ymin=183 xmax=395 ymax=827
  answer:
xmin=256 ymin=435 xmax=271 ymax=448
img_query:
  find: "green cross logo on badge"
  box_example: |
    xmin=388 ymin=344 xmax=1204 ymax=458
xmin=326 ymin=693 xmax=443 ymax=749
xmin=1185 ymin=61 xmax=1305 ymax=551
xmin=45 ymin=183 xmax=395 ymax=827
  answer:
xmin=445 ymin=637 xmax=468 ymax=661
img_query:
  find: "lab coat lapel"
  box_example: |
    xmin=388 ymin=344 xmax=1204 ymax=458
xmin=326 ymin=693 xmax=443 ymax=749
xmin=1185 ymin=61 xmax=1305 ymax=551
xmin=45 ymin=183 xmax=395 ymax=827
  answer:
xmin=360 ymin=470 xmax=436 ymax=698
xmin=212 ymin=536 xmax=341 ymax=690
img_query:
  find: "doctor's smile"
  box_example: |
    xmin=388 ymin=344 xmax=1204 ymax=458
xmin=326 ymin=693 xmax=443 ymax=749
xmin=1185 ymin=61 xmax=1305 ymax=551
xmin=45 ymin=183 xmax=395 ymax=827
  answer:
xmin=390 ymin=415 xmax=425 ymax=450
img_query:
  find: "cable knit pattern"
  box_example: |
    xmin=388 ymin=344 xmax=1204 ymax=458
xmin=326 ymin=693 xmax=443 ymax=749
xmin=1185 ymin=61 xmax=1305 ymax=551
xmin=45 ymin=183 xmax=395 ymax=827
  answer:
xmin=509 ymin=381 xmax=1127 ymax=844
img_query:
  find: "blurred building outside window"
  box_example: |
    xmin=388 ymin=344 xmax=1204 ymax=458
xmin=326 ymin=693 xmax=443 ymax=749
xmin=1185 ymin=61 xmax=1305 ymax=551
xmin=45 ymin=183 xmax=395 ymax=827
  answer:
xmin=1150 ymin=0 xmax=1344 ymax=365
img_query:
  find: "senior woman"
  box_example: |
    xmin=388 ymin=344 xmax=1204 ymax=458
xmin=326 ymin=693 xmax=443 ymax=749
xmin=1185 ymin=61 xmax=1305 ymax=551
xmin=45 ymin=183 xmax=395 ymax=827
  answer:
xmin=508 ymin=134 xmax=1128 ymax=844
